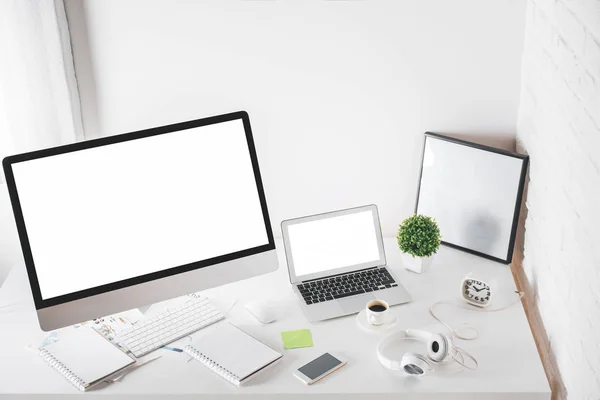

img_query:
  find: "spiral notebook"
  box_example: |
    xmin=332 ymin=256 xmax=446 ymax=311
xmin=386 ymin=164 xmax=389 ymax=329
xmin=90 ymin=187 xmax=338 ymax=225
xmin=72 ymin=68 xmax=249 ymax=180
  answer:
xmin=184 ymin=322 xmax=282 ymax=386
xmin=39 ymin=328 xmax=136 ymax=391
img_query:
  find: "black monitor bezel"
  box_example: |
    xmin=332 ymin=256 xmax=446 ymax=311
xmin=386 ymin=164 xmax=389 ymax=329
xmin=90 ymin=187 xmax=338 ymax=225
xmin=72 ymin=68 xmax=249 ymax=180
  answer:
xmin=2 ymin=111 xmax=276 ymax=310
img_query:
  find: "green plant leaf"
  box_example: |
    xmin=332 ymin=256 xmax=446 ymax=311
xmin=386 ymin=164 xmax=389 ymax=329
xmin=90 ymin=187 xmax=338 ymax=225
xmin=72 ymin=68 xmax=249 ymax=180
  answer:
xmin=397 ymin=214 xmax=441 ymax=258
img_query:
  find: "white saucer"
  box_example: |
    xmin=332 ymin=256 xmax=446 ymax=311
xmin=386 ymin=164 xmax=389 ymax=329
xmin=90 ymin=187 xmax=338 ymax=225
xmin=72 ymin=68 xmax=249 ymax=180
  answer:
xmin=356 ymin=309 xmax=398 ymax=333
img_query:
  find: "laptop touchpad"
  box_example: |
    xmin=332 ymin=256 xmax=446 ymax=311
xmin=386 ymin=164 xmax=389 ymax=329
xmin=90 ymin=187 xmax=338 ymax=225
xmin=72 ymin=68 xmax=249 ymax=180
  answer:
xmin=340 ymin=294 xmax=375 ymax=314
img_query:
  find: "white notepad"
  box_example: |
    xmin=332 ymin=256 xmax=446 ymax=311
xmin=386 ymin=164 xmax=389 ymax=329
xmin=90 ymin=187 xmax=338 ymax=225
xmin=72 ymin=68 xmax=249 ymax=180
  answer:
xmin=39 ymin=328 xmax=135 ymax=391
xmin=184 ymin=322 xmax=282 ymax=386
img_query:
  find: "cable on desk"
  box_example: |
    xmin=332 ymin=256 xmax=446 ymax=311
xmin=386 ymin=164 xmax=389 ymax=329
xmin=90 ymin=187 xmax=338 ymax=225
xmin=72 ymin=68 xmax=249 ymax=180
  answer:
xmin=429 ymin=291 xmax=525 ymax=341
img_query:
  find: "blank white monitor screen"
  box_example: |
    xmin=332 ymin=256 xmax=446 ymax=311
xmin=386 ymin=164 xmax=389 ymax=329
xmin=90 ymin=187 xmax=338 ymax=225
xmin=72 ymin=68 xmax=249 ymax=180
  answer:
xmin=11 ymin=119 xmax=269 ymax=300
xmin=287 ymin=210 xmax=380 ymax=277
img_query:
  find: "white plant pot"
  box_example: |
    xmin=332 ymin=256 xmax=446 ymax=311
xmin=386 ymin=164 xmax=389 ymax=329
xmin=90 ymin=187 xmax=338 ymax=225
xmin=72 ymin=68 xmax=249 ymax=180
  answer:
xmin=402 ymin=252 xmax=435 ymax=274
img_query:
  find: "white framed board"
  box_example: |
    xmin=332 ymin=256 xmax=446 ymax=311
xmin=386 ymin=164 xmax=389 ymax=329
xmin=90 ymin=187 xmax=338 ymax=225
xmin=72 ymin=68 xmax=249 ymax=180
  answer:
xmin=415 ymin=132 xmax=528 ymax=264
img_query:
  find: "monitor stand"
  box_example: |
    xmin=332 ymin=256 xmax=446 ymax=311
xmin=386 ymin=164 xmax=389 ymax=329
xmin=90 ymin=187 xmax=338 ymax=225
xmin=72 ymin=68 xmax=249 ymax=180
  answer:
xmin=137 ymin=304 xmax=152 ymax=315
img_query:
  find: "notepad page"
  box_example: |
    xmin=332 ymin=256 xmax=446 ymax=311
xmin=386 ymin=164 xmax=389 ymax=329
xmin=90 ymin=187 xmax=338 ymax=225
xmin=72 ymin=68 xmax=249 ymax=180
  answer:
xmin=192 ymin=323 xmax=281 ymax=380
xmin=42 ymin=328 xmax=135 ymax=386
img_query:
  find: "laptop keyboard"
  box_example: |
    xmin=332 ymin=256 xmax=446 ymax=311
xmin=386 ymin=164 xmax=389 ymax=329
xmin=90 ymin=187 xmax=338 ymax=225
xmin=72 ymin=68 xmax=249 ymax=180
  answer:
xmin=297 ymin=268 xmax=398 ymax=305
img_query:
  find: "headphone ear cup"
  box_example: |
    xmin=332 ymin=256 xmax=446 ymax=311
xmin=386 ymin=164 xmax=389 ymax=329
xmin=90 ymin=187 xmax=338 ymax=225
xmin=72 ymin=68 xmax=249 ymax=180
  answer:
xmin=400 ymin=352 xmax=431 ymax=376
xmin=427 ymin=333 xmax=450 ymax=362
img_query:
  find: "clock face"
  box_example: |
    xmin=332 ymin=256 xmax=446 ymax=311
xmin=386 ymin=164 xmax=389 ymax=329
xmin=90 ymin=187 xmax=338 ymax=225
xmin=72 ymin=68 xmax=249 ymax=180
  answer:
xmin=463 ymin=278 xmax=491 ymax=306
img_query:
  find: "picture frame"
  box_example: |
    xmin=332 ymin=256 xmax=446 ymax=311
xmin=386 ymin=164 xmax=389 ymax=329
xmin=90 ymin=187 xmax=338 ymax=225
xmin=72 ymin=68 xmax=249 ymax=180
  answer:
xmin=415 ymin=132 xmax=529 ymax=264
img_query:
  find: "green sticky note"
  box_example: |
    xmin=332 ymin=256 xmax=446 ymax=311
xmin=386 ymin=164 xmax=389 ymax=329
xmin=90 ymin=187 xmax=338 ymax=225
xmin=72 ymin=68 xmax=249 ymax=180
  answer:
xmin=281 ymin=329 xmax=314 ymax=349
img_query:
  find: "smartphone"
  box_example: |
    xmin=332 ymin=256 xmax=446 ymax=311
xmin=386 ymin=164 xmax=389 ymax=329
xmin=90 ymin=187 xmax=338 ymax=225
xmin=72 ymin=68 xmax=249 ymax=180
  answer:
xmin=293 ymin=353 xmax=347 ymax=385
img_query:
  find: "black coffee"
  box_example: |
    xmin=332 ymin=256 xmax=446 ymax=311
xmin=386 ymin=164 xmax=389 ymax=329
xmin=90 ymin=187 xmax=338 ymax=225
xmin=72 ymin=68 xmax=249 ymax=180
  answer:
xmin=368 ymin=304 xmax=387 ymax=312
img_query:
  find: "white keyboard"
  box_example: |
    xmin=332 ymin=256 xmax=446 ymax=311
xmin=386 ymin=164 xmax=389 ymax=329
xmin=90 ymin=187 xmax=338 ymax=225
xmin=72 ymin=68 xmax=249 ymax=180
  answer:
xmin=117 ymin=296 xmax=224 ymax=357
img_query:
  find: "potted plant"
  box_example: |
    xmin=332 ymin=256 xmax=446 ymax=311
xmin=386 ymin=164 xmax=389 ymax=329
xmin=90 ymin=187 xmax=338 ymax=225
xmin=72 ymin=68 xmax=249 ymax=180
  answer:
xmin=397 ymin=214 xmax=441 ymax=273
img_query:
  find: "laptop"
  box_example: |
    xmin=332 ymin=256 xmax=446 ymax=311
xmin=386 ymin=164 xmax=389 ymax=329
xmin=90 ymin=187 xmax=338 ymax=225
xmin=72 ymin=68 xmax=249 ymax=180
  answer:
xmin=281 ymin=205 xmax=411 ymax=322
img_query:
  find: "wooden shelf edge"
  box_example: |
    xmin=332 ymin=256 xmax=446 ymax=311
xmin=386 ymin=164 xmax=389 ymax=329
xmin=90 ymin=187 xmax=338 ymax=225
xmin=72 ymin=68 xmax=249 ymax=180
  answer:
xmin=510 ymin=169 xmax=566 ymax=400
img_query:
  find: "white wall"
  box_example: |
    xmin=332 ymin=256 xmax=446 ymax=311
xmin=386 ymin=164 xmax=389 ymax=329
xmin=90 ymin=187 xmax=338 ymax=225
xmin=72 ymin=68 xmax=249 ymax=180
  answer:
xmin=65 ymin=0 xmax=526 ymax=237
xmin=518 ymin=0 xmax=600 ymax=398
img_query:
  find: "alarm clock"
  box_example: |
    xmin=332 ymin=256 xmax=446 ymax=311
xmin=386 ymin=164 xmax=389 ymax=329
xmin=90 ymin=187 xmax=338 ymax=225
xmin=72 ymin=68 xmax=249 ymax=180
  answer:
xmin=460 ymin=275 xmax=492 ymax=307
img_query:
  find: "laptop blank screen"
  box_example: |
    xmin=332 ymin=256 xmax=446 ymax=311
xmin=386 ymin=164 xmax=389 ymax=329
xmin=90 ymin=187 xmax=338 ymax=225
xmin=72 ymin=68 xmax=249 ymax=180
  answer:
xmin=286 ymin=210 xmax=381 ymax=277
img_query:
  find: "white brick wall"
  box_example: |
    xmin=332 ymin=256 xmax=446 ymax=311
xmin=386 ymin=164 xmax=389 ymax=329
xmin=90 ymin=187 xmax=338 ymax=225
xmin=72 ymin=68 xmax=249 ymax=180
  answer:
xmin=517 ymin=0 xmax=600 ymax=398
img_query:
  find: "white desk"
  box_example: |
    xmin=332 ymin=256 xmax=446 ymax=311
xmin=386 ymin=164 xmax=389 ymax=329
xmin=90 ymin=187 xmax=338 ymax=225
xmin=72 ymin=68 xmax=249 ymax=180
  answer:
xmin=0 ymin=239 xmax=550 ymax=399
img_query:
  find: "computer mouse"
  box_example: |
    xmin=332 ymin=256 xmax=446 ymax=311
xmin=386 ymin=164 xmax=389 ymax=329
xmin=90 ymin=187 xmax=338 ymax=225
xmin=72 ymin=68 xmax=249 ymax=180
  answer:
xmin=244 ymin=300 xmax=276 ymax=324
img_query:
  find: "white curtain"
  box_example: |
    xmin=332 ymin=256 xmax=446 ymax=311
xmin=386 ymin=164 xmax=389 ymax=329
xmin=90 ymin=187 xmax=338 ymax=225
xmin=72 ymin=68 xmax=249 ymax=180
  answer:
xmin=0 ymin=0 xmax=83 ymax=180
xmin=0 ymin=0 xmax=82 ymax=284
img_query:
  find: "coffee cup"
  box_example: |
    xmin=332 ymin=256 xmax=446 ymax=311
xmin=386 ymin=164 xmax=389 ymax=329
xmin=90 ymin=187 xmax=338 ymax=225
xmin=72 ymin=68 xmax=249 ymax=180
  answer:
xmin=366 ymin=299 xmax=390 ymax=326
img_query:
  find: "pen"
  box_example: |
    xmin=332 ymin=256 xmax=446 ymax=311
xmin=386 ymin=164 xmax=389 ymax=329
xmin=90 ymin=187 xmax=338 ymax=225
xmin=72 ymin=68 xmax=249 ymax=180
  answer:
xmin=161 ymin=345 xmax=183 ymax=353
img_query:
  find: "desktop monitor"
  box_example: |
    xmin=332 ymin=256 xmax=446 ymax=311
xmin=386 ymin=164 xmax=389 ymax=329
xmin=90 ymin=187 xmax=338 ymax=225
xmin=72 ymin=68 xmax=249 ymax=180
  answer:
xmin=3 ymin=111 xmax=278 ymax=331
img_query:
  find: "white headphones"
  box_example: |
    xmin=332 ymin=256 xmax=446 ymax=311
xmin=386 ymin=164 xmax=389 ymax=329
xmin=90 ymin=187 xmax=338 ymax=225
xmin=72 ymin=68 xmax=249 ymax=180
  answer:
xmin=377 ymin=329 xmax=478 ymax=376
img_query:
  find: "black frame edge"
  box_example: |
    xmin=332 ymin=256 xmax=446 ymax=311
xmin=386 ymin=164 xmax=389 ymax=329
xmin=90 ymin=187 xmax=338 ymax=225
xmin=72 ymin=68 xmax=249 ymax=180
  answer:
xmin=415 ymin=132 xmax=529 ymax=265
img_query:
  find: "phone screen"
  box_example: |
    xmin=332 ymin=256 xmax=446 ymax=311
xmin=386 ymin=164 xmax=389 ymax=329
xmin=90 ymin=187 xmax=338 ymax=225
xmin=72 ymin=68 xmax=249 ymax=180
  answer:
xmin=298 ymin=353 xmax=343 ymax=380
